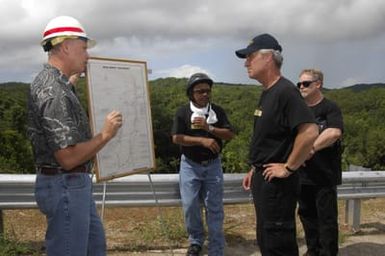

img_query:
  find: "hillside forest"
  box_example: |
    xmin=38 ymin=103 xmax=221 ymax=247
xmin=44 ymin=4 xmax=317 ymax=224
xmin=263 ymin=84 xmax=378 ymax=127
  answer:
xmin=0 ymin=79 xmax=384 ymax=174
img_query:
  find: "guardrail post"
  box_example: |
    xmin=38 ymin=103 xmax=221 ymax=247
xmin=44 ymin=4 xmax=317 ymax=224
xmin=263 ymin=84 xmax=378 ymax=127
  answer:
xmin=0 ymin=209 xmax=3 ymax=235
xmin=345 ymin=199 xmax=361 ymax=231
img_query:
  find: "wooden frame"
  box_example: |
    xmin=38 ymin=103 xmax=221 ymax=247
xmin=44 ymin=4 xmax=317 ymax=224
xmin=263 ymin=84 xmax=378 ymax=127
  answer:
xmin=86 ymin=57 xmax=156 ymax=182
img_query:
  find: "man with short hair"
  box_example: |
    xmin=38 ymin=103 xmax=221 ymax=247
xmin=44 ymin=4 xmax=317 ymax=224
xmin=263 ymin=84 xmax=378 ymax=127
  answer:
xmin=28 ymin=16 xmax=122 ymax=256
xmin=297 ymin=69 xmax=343 ymax=256
xmin=171 ymin=73 xmax=235 ymax=256
xmin=236 ymin=33 xmax=319 ymax=255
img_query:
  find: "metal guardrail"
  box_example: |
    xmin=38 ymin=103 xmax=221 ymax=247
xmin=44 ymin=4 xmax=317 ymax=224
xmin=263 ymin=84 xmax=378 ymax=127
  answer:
xmin=1 ymin=172 xmax=385 ymax=231
xmin=338 ymin=171 xmax=385 ymax=199
xmin=0 ymin=173 xmax=250 ymax=209
xmin=336 ymin=171 xmax=385 ymax=230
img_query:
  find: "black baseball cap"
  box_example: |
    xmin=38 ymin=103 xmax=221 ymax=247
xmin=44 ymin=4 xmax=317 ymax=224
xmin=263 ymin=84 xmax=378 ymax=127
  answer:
xmin=235 ymin=33 xmax=282 ymax=58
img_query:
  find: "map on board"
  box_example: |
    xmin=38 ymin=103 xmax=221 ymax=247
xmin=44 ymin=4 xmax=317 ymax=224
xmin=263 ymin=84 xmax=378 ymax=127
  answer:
xmin=86 ymin=57 xmax=156 ymax=182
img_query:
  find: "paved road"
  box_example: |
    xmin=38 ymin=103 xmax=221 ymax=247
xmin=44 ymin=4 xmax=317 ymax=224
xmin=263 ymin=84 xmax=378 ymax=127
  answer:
xmin=108 ymin=233 xmax=385 ymax=256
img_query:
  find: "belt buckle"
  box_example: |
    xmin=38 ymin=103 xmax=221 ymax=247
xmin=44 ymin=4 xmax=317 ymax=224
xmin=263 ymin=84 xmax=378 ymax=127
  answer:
xmin=252 ymin=164 xmax=264 ymax=172
xmin=36 ymin=166 xmax=62 ymax=175
xmin=200 ymin=159 xmax=211 ymax=166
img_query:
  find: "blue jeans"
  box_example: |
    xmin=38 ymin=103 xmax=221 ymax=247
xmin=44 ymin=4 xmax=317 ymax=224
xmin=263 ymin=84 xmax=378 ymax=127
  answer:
xmin=35 ymin=173 xmax=106 ymax=256
xmin=179 ymin=155 xmax=225 ymax=256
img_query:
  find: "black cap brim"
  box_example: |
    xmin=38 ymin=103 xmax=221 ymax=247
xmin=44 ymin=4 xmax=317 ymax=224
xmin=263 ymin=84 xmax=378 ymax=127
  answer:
xmin=235 ymin=33 xmax=282 ymax=59
xmin=235 ymin=45 xmax=258 ymax=59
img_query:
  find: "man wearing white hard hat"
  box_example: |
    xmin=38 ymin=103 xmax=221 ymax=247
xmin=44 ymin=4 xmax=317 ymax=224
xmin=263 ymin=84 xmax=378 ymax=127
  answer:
xmin=27 ymin=16 xmax=122 ymax=256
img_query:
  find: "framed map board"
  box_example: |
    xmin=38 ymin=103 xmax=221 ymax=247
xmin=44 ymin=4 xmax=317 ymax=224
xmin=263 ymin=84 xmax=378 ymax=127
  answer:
xmin=86 ymin=57 xmax=156 ymax=182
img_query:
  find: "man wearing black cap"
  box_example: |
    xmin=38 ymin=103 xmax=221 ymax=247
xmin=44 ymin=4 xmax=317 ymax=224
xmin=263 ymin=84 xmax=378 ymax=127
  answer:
xmin=171 ymin=73 xmax=234 ymax=256
xmin=236 ymin=34 xmax=319 ymax=255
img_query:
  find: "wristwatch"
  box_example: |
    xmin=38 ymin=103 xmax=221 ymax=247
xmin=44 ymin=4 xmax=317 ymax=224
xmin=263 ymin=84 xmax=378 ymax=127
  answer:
xmin=284 ymin=164 xmax=296 ymax=174
xmin=208 ymin=125 xmax=215 ymax=132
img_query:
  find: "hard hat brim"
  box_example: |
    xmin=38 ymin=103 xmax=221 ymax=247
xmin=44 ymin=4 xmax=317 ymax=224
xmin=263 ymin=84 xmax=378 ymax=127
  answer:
xmin=41 ymin=36 xmax=97 ymax=51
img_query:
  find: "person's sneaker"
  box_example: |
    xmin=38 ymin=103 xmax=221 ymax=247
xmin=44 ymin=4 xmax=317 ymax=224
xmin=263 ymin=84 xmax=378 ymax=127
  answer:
xmin=186 ymin=244 xmax=201 ymax=256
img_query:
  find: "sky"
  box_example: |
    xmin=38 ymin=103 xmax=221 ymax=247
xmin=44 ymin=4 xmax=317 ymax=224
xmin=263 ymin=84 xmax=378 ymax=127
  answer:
xmin=1 ymin=0 xmax=385 ymax=88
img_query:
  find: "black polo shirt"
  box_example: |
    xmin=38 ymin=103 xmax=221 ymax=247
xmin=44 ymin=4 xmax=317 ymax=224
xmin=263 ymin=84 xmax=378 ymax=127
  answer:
xmin=299 ymin=98 xmax=344 ymax=186
xmin=171 ymin=103 xmax=233 ymax=163
xmin=249 ymin=77 xmax=315 ymax=166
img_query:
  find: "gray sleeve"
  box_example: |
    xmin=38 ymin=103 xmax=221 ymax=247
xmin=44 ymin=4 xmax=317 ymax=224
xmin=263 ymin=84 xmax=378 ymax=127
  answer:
xmin=40 ymin=91 xmax=82 ymax=151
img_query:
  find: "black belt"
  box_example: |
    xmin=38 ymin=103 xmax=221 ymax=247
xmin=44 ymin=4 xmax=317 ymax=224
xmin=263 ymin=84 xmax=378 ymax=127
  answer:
xmin=188 ymin=157 xmax=217 ymax=166
xmin=252 ymin=164 xmax=264 ymax=172
xmin=37 ymin=165 xmax=89 ymax=175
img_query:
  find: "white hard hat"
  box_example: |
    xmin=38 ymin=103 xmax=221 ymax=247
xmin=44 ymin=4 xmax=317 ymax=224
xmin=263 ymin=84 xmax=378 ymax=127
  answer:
xmin=41 ymin=16 xmax=96 ymax=51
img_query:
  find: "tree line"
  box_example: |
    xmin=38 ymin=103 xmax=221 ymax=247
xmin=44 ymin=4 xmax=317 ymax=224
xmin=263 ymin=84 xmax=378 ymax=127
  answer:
xmin=0 ymin=79 xmax=384 ymax=174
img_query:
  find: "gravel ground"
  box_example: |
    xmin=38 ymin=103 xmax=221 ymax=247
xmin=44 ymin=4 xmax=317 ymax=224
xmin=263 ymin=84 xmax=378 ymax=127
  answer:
xmin=3 ymin=199 xmax=385 ymax=256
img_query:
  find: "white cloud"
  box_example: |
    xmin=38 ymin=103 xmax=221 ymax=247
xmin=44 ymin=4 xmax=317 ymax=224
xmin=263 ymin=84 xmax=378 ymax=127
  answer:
xmin=5 ymin=0 xmax=385 ymax=45
xmin=153 ymin=65 xmax=212 ymax=79
xmin=1 ymin=0 xmax=385 ymax=86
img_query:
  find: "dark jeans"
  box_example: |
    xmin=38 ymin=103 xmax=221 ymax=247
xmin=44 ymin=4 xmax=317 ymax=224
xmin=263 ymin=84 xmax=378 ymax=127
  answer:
xmin=298 ymin=185 xmax=339 ymax=256
xmin=252 ymin=170 xmax=300 ymax=256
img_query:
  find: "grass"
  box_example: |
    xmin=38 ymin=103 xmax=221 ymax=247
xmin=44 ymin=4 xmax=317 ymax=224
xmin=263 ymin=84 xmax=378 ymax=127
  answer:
xmin=0 ymin=235 xmax=39 ymax=256
xmin=130 ymin=210 xmax=187 ymax=249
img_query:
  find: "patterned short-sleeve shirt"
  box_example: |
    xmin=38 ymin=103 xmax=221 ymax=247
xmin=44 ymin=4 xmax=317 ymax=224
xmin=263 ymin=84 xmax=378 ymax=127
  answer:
xmin=27 ymin=64 xmax=91 ymax=168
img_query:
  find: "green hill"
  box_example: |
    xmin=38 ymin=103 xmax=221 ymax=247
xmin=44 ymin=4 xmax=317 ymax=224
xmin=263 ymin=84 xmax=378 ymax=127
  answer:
xmin=1 ymin=79 xmax=384 ymax=173
xmin=344 ymin=83 xmax=385 ymax=92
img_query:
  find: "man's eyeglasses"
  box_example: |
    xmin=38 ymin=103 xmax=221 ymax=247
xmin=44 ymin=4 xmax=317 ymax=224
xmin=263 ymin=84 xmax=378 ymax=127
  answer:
xmin=193 ymin=89 xmax=211 ymax=95
xmin=297 ymin=80 xmax=317 ymax=88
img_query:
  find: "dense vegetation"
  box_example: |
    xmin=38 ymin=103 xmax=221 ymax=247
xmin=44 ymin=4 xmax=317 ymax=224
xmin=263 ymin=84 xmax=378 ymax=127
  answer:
xmin=0 ymin=79 xmax=384 ymax=174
